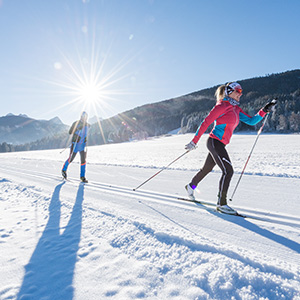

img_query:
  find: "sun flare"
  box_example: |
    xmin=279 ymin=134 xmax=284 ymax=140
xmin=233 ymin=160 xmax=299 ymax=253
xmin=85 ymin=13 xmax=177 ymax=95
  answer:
xmin=36 ymin=23 xmax=142 ymax=146
xmin=78 ymin=81 xmax=103 ymax=104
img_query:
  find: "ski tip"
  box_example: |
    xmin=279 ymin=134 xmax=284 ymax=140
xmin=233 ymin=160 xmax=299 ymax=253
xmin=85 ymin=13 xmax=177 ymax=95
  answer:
xmin=216 ymin=208 xmax=246 ymax=218
xmin=236 ymin=214 xmax=246 ymax=218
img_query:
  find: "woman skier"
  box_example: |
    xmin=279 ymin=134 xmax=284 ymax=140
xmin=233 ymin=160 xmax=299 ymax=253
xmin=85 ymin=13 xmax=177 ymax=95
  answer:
xmin=62 ymin=111 xmax=90 ymax=183
xmin=184 ymin=82 xmax=276 ymax=214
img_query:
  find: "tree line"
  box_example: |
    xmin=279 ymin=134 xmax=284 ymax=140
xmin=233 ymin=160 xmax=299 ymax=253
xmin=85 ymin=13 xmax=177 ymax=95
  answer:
xmin=180 ymin=94 xmax=300 ymax=134
xmin=1 ymin=70 xmax=300 ymax=153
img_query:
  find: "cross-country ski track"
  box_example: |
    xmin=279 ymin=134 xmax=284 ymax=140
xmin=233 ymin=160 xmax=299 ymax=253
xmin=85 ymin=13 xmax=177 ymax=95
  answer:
xmin=0 ymin=134 xmax=299 ymax=300
xmin=1 ymin=164 xmax=299 ymax=228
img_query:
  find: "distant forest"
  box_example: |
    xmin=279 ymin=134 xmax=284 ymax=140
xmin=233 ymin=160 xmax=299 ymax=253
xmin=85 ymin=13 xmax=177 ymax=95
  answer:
xmin=1 ymin=69 xmax=300 ymax=153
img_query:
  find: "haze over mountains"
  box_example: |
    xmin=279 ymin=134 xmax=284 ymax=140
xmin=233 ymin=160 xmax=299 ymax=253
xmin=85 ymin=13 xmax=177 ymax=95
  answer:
xmin=0 ymin=114 xmax=105 ymax=146
xmin=1 ymin=69 xmax=300 ymax=151
xmin=0 ymin=114 xmax=68 ymax=145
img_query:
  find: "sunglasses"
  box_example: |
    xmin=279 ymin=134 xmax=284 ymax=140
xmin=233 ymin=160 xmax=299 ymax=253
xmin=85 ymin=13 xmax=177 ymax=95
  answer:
xmin=234 ymin=88 xmax=243 ymax=94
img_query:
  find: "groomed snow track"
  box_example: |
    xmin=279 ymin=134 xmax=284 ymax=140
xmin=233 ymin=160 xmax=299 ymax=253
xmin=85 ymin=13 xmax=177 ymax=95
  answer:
xmin=2 ymin=165 xmax=299 ymax=229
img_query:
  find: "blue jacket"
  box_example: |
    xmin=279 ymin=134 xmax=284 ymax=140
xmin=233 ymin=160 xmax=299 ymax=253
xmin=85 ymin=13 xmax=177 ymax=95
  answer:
xmin=69 ymin=120 xmax=90 ymax=152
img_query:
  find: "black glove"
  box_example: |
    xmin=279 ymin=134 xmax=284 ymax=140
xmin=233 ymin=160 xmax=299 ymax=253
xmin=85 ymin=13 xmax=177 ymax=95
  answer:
xmin=72 ymin=134 xmax=81 ymax=143
xmin=263 ymin=99 xmax=277 ymax=113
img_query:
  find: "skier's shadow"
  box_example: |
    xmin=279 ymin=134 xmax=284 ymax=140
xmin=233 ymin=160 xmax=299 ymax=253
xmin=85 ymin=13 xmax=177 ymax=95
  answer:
xmin=17 ymin=182 xmax=85 ymax=300
xmin=199 ymin=204 xmax=300 ymax=254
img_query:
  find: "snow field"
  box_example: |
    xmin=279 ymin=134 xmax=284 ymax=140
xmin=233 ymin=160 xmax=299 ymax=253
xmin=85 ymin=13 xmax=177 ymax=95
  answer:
xmin=3 ymin=134 xmax=300 ymax=178
xmin=0 ymin=134 xmax=299 ymax=299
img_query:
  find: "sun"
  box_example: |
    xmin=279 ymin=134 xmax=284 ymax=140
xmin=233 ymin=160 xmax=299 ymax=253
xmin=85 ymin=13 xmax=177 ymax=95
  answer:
xmin=78 ymin=81 xmax=102 ymax=104
xmin=40 ymin=28 xmax=139 ymax=140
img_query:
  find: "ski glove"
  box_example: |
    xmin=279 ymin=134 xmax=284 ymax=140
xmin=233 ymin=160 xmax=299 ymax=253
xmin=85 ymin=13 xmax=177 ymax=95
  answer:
xmin=72 ymin=134 xmax=81 ymax=143
xmin=263 ymin=99 xmax=277 ymax=113
xmin=185 ymin=141 xmax=197 ymax=151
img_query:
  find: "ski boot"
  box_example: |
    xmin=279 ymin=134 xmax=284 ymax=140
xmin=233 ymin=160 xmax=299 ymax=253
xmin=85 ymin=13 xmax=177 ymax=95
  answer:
xmin=62 ymin=170 xmax=67 ymax=180
xmin=80 ymin=177 xmax=88 ymax=183
xmin=216 ymin=192 xmax=237 ymax=215
xmin=185 ymin=184 xmax=195 ymax=200
xmin=216 ymin=204 xmax=237 ymax=215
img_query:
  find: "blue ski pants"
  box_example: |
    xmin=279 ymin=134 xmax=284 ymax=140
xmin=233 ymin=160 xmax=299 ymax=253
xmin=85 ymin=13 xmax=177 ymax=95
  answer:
xmin=62 ymin=145 xmax=87 ymax=178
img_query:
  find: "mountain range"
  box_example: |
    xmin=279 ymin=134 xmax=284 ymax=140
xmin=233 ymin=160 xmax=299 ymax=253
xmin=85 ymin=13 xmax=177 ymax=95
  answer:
xmin=1 ymin=69 xmax=300 ymax=151
xmin=0 ymin=114 xmax=68 ymax=145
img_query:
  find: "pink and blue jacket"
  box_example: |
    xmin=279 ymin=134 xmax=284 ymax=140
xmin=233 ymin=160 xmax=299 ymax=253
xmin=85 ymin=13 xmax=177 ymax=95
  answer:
xmin=192 ymin=98 xmax=266 ymax=145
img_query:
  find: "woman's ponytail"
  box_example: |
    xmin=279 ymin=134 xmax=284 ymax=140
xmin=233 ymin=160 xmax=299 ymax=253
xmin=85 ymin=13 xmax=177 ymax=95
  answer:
xmin=215 ymin=84 xmax=226 ymax=102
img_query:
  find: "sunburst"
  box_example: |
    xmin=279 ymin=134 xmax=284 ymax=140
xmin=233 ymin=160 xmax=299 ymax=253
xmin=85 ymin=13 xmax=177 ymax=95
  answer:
xmin=40 ymin=38 xmax=140 ymax=143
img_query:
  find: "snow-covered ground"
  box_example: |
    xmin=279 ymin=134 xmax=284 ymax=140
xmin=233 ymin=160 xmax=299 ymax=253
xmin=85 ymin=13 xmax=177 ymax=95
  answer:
xmin=0 ymin=133 xmax=299 ymax=300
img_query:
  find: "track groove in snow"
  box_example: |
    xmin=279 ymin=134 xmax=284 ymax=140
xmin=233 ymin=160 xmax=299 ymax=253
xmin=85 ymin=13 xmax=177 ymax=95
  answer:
xmin=1 ymin=165 xmax=299 ymax=230
xmin=1 ymin=179 xmax=298 ymax=300
xmin=0 ymin=134 xmax=299 ymax=299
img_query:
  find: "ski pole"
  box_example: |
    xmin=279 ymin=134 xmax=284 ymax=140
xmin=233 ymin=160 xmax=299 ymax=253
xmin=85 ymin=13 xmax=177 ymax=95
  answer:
xmin=60 ymin=144 xmax=71 ymax=154
xmin=60 ymin=130 xmax=77 ymax=154
xmin=229 ymin=112 xmax=271 ymax=202
xmin=133 ymin=150 xmax=190 ymax=191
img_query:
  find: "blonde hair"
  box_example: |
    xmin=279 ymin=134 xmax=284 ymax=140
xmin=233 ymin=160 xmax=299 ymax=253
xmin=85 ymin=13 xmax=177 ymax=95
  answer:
xmin=215 ymin=82 xmax=233 ymax=102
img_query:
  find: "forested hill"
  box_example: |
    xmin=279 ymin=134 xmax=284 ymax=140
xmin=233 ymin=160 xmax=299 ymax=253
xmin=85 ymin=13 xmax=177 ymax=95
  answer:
xmin=92 ymin=69 xmax=300 ymax=144
xmin=1 ymin=69 xmax=300 ymax=152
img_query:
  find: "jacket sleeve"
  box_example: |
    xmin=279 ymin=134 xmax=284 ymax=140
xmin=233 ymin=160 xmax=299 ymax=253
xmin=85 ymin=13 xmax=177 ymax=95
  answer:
xmin=69 ymin=121 xmax=79 ymax=135
xmin=192 ymin=102 xmax=227 ymax=144
xmin=239 ymin=108 xmax=266 ymax=126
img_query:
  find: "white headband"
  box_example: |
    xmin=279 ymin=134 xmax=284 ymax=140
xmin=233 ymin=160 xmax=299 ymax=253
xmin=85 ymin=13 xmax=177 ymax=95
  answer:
xmin=225 ymin=82 xmax=242 ymax=96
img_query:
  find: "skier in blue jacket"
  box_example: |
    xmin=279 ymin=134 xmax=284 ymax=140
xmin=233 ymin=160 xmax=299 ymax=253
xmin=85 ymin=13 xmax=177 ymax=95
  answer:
xmin=62 ymin=111 xmax=90 ymax=182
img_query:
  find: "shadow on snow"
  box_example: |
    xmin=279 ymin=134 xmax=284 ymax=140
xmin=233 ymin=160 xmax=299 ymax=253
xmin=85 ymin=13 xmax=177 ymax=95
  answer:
xmin=209 ymin=206 xmax=300 ymax=254
xmin=17 ymin=182 xmax=84 ymax=300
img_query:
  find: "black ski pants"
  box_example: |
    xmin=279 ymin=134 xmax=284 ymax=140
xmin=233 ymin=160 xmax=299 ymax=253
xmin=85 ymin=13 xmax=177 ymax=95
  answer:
xmin=191 ymin=137 xmax=233 ymax=205
xmin=62 ymin=144 xmax=86 ymax=170
xmin=68 ymin=149 xmax=86 ymax=165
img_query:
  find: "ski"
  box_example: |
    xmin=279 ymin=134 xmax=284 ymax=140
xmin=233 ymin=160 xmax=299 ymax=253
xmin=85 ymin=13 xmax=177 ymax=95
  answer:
xmin=176 ymin=196 xmax=246 ymax=218
xmin=63 ymin=178 xmax=89 ymax=184
xmin=59 ymin=178 xmax=269 ymax=222
xmin=4 ymin=165 xmax=286 ymax=225
xmin=62 ymin=176 xmax=72 ymax=182
xmin=218 ymin=210 xmax=246 ymax=218
xmin=175 ymin=196 xmax=284 ymax=221
xmin=175 ymin=196 xmax=215 ymax=206
xmin=61 ymin=176 xmax=88 ymax=184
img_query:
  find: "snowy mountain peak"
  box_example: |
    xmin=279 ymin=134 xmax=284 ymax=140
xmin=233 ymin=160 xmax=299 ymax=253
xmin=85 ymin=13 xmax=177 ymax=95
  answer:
xmin=5 ymin=113 xmax=29 ymax=118
xmin=0 ymin=114 xmax=68 ymax=145
xmin=49 ymin=116 xmax=64 ymax=125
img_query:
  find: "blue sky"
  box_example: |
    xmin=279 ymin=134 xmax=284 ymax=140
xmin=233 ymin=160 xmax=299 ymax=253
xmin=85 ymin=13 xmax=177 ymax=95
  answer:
xmin=0 ymin=0 xmax=299 ymax=124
